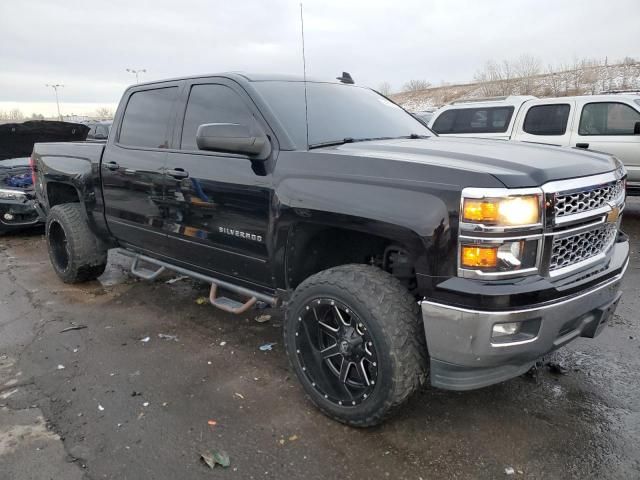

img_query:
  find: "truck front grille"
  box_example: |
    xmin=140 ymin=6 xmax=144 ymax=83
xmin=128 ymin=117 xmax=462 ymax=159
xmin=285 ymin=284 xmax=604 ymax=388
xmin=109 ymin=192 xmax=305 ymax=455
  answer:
xmin=549 ymin=222 xmax=617 ymax=271
xmin=554 ymin=179 xmax=624 ymax=218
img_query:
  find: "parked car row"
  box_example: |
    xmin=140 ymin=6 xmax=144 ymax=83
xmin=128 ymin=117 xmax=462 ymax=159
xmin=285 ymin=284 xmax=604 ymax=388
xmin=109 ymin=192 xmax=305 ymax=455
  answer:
xmin=424 ymin=94 xmax=640 ymax=194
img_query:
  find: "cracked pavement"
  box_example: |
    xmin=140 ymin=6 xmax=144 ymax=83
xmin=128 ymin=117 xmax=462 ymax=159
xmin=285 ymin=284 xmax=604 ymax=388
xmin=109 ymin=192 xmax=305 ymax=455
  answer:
xmin=0 ymin=199 xmax=639 ymax=479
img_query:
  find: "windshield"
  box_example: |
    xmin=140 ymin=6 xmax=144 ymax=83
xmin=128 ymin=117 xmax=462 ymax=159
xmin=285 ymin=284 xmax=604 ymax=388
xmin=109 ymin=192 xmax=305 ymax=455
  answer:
xmin=253 ymin=81 xmax=431 ymax=149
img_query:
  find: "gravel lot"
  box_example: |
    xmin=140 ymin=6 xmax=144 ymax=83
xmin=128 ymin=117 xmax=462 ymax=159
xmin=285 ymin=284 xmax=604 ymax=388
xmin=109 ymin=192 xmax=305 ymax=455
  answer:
xmin=1 ymin=199 xmax=639 ymax=480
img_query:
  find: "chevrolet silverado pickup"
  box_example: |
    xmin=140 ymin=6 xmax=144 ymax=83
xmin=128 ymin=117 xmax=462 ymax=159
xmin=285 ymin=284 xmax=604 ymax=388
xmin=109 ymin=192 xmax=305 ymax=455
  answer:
xmin=32 ymin=73 xmax=629 ymax=426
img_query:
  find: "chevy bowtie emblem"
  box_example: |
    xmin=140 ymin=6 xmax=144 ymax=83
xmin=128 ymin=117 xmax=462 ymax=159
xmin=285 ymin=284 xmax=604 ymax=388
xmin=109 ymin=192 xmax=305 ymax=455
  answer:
xmin=606 ymin=204 xmax=620 ymax=223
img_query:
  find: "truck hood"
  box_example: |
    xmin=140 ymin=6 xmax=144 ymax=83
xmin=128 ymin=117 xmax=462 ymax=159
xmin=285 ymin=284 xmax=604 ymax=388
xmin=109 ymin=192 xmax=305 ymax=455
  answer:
xmin=324 ymin=136 xmax=620 ymax=188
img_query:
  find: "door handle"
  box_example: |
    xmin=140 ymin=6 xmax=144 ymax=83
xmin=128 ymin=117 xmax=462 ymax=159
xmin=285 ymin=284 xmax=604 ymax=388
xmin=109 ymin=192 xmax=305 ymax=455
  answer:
xmin=104 ymin=161 xmax=119 ymax=171
xmin=167 ymin=168 xmax=189 ymax=179
xmin=576 ymin=143 xmax=589 ymax=149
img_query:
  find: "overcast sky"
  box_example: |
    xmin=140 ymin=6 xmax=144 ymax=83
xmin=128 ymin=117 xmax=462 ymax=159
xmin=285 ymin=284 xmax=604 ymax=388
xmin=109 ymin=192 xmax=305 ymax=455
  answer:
xmin=1 ymin=0 xmax=638 ymax=116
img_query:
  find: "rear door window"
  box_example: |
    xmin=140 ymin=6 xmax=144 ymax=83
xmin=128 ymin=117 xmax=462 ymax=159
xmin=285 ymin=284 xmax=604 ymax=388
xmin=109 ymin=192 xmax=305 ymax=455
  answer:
xmin=523 ymin=104 xmax=570 ymax=136
xmin=118 ymin=87 xmax=177 ymax=148
xmin=579 ymin=102 xmax=640 ymax=135
xmin=180 ymin=84 xmax=254 ymax=151
xmin=432 ymin=106 xmax=514 ymax=134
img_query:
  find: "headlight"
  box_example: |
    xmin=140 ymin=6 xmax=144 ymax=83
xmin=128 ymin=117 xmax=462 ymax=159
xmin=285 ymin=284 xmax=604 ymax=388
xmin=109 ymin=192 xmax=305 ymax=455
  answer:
xmin=462 ymin=194 xmax=541 ymax=226
xmin=0 ymin=189 xmax=26 ymax=201
xmin=459 ymin=187 xmax=544 ymax=279
xmin=460 ymin=239 xmax=539 ymax=273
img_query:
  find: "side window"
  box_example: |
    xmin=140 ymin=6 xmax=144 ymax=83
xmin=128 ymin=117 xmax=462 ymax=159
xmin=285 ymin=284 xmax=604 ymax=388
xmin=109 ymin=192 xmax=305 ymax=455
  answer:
xmin=96 ymin=125 xmax=109 ymax=137
xmin=432 ymin=107 xmax=514 ymax=134
xmin=523 ymin=104 xmax=570 ymax=136
xmin=181 ymin=84 xmax=254 ymax=151
xmin=579 ymin=102 xmax=640 ymax=136
xmin=432 ymin=110 xmax=456 ymax=133
xmin=119 ymin=87 xmax=177 ymax=148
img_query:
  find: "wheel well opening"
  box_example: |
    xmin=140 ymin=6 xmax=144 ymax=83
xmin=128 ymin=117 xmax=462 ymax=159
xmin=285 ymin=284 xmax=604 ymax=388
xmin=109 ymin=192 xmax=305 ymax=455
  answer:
xmin=287 ymin=224 xmax=418 ymax=293
xmin=47 ymin=183 xmax=80 ymax=208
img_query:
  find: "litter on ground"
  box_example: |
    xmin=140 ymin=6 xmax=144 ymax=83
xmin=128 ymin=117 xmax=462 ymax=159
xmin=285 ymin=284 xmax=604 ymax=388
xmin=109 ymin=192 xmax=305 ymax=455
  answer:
xmin=259 ymin=343 xmax=276 ymax=351
xmin=255 ymin=314 xmax=271 ymax=323
xmin=165 ymin=275 xmax=188 ymax=284
xmin=140 ymin=336 xmax=150 ymax=343
xmin=158 ymin=333 xmax=178 ymax=341
xmin=60 ymin=325 xmax=88 ymax=333
xmin=201 ymin=450 xmax=230 ymax=469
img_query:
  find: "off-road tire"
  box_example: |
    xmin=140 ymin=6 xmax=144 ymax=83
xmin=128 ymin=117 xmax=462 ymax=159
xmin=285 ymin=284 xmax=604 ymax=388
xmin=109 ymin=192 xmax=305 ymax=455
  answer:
xmin=284 ymin=264 xmax=428 ymax=427
xmin=46 ymin=203 xmax=107 ymax=283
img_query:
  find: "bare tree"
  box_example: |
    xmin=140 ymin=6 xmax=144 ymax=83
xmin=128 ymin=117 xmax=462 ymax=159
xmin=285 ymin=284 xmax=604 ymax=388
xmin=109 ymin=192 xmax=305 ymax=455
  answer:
xmin=473 ymin=59 xmax=516 ymax=96
xmin=516 ymin=54 xmax=541 ymax=94
xmin=581 ymin=58 xmax=600 ymax=94
xmin=8 ymin=109 xmax=24 ymax=121
xmin=94 ymin=107 xmax=114 ymax=119
xmin=474 ymin=61 xmax=500 ymax=96
xmin=377 ymin=81 xmax=392 ymax=96
xmin=30 ymin=113 xmax=45 ymax=120
xmin=545 ymin=64 xmax=563 ymax=96
xmin=620 ymin=56 xmax=638 ymax=89
xmin=402 ymin=79 xmax=431 ymax=92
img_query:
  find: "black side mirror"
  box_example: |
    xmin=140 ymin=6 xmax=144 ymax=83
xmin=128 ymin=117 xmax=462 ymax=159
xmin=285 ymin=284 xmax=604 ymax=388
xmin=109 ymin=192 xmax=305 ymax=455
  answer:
xmin=634 ymin=121 xmax=640 ymax=135
xmin=196 ymin=123 xmax=270 ymax=157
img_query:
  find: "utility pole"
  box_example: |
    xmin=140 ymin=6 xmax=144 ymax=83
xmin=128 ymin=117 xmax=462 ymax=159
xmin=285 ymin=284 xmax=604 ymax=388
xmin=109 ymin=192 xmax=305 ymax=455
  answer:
xmin=45 ymin=84 xmax=64 ymax=121
xmin=126 ymin=68 xmax=146 ymax=83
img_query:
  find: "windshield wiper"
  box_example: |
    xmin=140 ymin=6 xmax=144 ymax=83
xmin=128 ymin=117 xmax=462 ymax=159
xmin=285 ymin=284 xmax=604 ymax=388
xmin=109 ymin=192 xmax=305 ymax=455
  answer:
xmin=308 ymin=134 xmax=429 ymax=150
xmin=308 ymin=138 xmax=356 ymax=149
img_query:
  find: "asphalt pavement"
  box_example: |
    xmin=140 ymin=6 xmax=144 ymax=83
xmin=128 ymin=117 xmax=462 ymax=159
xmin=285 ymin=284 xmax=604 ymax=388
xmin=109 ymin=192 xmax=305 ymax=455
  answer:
xmin=1 ymin=199 xmax=639 ymax=480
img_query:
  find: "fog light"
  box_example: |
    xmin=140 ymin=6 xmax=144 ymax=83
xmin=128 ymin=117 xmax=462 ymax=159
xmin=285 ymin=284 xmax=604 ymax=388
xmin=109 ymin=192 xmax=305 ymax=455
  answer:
xmin=461 ymin=246 xmax=498 ymax=268
xmin=3 ymin=213 xmax=14 ymax=221
xmin=492 ymin=322 xmax=521 ymax=338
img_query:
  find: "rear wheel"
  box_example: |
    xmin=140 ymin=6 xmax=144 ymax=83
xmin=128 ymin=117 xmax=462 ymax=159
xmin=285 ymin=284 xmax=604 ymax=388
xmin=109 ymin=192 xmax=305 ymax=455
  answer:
xmin=284 ymin=264 xmax=427 ymax=427
xmin=46 ymin=203 xmax=107 ymax=283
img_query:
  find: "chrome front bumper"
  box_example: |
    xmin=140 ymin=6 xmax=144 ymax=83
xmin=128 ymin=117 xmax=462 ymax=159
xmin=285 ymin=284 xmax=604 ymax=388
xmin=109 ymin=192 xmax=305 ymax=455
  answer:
xmin=421 ymin=259 xmax=628 ymax=391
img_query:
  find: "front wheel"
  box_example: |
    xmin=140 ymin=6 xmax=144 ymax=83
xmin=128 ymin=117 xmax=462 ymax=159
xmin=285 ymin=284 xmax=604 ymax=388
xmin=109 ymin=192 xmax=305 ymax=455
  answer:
xmin=284 ymin=264 xmax=427 ymax=427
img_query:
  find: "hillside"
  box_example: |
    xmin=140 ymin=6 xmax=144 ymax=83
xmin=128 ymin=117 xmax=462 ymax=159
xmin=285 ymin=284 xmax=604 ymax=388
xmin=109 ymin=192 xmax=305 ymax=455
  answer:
xmin=391 ymin=62 xmax=640 ymax=112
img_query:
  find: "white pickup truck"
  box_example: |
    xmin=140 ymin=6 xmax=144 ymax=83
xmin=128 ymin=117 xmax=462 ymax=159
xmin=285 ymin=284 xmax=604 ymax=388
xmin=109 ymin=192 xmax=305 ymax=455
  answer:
xmin=429 ymin=94 xmax=640 ymax=193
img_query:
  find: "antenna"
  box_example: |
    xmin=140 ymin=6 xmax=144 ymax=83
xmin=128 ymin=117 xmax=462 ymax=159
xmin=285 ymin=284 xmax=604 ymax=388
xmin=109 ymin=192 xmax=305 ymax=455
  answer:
xmin=300 ymin=3 xmax=309 ymax=149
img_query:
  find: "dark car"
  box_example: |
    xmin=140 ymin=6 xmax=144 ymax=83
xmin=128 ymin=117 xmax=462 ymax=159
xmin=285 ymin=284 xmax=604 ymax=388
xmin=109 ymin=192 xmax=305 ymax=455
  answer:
xmin=32 ymin=73 xmax=628 ymax=426
xmin=0 ymin=120 xmax=89 ymax=234
xmin=85 ymin=120 xmax=112 ymax=140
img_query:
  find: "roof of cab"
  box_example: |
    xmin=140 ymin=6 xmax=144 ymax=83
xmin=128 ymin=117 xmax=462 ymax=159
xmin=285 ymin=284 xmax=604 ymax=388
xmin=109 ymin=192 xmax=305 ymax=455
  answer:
xmin=130 ymin=72 xmax=343 ymax=88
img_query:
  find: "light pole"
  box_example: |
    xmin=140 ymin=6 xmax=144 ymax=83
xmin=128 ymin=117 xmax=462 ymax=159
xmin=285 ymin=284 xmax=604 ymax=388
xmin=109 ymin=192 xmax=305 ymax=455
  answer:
xmin=126 ymin=68 xmax=146 ymax=83
xmin=45 ymin=84 xmax=64 ymax=121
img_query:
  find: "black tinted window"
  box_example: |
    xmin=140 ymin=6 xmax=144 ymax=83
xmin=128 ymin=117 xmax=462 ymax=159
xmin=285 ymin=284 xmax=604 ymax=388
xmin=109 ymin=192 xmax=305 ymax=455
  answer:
xmin=119 ymin=87 xmax=177 ymax=148
xmin=523 ymin=104 xmax=570 ymax=136
xmin=432 ymin=106 xmax=514 ymax=134
xmin=181 ymin=84 xmax=254 ymax=150
xmin=579 ymin=102 xmax=640 ymax=135
xmin=253 ymin=81 xmax=430 ymax=148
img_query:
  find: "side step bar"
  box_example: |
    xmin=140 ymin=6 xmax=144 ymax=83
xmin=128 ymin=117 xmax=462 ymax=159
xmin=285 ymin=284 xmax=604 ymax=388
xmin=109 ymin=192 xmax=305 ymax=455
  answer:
xmin=118 ymin=249 xmax=277 ymax=313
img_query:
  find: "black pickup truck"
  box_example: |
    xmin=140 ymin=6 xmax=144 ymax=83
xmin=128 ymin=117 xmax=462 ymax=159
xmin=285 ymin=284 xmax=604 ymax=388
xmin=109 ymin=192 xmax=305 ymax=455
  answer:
xmin=32 ymin=73 xmax=629 ymax=426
